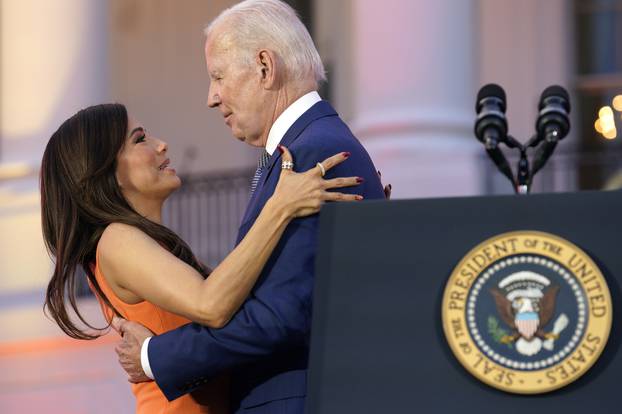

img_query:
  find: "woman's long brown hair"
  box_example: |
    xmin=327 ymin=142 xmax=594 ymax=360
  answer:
xmin=40 ymin=103 xmax=208 ymax=339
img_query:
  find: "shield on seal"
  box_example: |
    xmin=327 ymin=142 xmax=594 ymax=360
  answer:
xmin=515 ymin=312 xmax=539 ymax=339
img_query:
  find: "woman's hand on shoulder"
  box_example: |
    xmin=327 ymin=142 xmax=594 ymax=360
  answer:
xmin=271 ymin=146 xmax=363 ymax=219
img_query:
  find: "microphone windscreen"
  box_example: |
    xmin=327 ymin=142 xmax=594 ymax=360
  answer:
xmin=539 ymin=85 xmax=570 ymax=112
xmin=476 ymin=83 xmax=506 ymax=112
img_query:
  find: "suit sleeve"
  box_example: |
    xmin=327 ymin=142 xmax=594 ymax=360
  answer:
xmin=148 ymin=139 xmax=383 ymax=401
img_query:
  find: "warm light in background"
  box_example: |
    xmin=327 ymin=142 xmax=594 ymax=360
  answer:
xmin=596 ymin=105 xmax=617 ymax=140
xmin=599 ymin=106 xmax=613 ymax=119
xmin=613 ymin=95 xmax=622 ymax=112
xmin=600 ymin=117 xmax=615 ymax=133
xmin=0 ymin=163 xmax=34 ymax=181
xmin=603 ymin=129 xmax=617 ymax=140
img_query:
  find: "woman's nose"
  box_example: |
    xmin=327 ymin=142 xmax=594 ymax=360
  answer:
xmin=156 ymin=139 xmax=168 ymax=153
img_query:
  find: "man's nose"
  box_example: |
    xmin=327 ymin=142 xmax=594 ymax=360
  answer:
xmin=207 ymin=94 xmax=221 ymax=108
xmin=207 ymin=86 xmax=220 ymax=108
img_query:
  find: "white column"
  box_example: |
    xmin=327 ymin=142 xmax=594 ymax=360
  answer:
xmin=350 ymin=0 xmax=482 ymax=199
xmin=0 ymin=3 xmax=135 ymax=407
xmin=0 ymin=0 xmax=108 ymax=313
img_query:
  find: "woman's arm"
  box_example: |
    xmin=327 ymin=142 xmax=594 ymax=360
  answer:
xmin=99 ymin=148 xmax=360 ymax=328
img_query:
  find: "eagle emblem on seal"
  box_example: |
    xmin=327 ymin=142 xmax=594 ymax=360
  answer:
xmin=490 ymin=271 xmax=569 ymax=356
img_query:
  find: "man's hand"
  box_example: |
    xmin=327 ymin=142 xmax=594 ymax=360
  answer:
xmin=111 ymin=316 xmax=154 ymax=383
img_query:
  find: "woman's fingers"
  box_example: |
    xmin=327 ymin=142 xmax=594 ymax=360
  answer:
xmin=322 ymin=176 xmax=363 ymax=189
xmin=278 ymin=145 xmax=295 ymax=174
xmin=316 ymin=151 xmax=351 ymax=175
xmin=295 ymin=191 xmax=362 ymax=217
xmin=377 ymin=169 xmax=392 ymax=199
xmin=322 ymin=191 xmax=363 ymax=202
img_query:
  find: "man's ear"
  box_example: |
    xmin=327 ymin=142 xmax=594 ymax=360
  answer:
xmin=257 ymin=49 xmax=279 ymax=89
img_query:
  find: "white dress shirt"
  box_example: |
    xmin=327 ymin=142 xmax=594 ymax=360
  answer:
xmin=141 ymin=91 xmax=322 ymax=380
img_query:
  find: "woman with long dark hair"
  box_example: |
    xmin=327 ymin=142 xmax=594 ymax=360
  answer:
xmin=40 ymin=103 xmax=361 ymax=413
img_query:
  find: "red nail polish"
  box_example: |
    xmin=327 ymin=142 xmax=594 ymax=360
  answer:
xmin=356 ymin=177 xmax=364 ymax=183
xmin=277 ymin=145 xmax=284 ymax=154
xmin=343 ymin=152 xmax=351 ymax=158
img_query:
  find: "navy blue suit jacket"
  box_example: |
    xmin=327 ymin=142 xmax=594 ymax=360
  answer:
xmin=148 ymin=101 xmax=385 ymax=412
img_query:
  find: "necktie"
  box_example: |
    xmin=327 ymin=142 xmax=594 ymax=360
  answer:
xmin=250 ymin=150 xmax=271 ymax=196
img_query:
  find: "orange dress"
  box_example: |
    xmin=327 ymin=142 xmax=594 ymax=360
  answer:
xmin=90 ymin=246 xmax=229 ymax=414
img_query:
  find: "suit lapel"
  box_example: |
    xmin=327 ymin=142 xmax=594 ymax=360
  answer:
xmin=258 ymin=101 xmax=337 ymax=190
xmin=237 ymin=101 xmax=338 ymax=235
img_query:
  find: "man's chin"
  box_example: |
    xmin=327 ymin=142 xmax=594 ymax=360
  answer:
xmin=229 ymin=129 xmax=263 ymax=147
xmin=234 ymin=135 xmax=263 ymax=147
xmin=230 ymin=129 xmax=246 ymax=142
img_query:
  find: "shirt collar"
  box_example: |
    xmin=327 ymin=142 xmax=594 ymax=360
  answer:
xmin=265 ymin=91 xmax=322 ymax=155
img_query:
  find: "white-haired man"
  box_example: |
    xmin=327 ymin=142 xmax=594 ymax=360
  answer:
xmin=114 ymin=1 xmax=385 ymax=412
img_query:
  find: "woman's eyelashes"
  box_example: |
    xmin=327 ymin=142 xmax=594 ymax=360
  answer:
xmin=134 ymin=133 xmax=146 ymax=144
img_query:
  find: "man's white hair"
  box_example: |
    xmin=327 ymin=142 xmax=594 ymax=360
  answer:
xmin=204 ymin=0 xmax=326 ymax=86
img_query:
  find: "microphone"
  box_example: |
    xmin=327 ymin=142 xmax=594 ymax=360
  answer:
xmin=474 ymin=84 xmax=515 ymax=185
xmin=475 ymin=84 xmax=508 ymax=149
xmin=536 ymin=85 xmax=570 ymax=143
xmin=531 ymin=85 xmax=571 ymax=176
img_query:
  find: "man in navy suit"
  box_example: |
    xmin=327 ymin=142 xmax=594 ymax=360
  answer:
xmin=113 ymin=1 xmax=385 ymax=412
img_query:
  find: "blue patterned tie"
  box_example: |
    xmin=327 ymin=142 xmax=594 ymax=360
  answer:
xmin=250 ymin=150 xmax=271 ymax=196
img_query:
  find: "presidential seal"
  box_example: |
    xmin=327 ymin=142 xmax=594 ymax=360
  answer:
xmin=442 ymin=231 xmax=612 ymax=394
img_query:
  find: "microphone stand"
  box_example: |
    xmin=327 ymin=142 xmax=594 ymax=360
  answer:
xmin=503 ymin=135 xmax=529 ymax=194
xmin=496 ymin=134 xmax=560 ymax=195
xmin=483 ymin=133 xmax=559 ymax=196
xmin=516 ymin=147 xmax=530 ymax=194
xmin=484 ymin=139 xmax=516 ymax=188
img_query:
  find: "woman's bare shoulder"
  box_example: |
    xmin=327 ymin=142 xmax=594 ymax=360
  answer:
xmin=97 ymin=223 xmax=147 ymax=302
xmin=101 ymin=222 xmax=149 ymax=242
xmin=98 ymin=223 xmax=153 ymax=262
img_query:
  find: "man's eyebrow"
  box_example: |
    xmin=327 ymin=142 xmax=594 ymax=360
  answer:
xmin=128 ymin=127 xmax=145 ymax=138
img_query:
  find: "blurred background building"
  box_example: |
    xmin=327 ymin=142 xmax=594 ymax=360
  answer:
xmin=0 ymin=0 xmax=620 ymax=412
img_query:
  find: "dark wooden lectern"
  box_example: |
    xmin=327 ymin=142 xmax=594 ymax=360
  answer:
xmin=306 ymin=190 xmax=621 ymax=413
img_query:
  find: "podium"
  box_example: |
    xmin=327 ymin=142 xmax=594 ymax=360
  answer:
xmin=306 ymin=190 xmax=621 ymax=413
